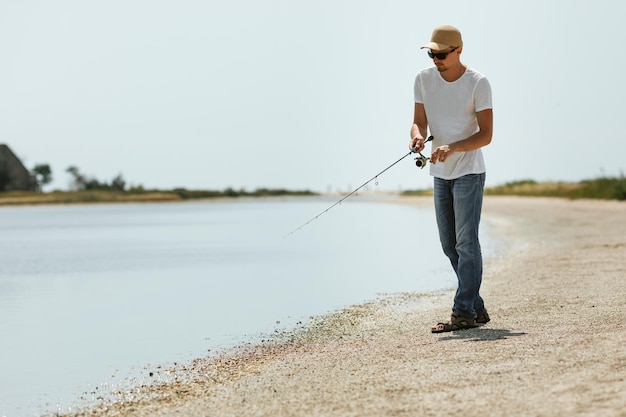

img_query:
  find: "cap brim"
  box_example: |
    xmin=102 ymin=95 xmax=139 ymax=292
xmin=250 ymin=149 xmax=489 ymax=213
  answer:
xmin=420 ymin=41 xmax=453 ymax=50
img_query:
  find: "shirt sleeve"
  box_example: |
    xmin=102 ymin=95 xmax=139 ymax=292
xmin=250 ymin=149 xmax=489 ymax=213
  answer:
xmin=474 ymin=76 xmax=492 ymax=112
xmin=414 ymin=73 xmax=424 ymax=104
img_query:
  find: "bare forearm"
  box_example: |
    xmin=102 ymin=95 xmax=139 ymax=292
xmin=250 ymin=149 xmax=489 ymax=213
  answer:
xmin=410 ymin=123 xmax=427 ymax=141
xmin=449 ymin=129 xmax=492 ymax=153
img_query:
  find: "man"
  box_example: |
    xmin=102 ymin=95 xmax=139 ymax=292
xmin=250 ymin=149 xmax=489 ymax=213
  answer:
xmin=409 ymin=25 xmax=493 ymax=333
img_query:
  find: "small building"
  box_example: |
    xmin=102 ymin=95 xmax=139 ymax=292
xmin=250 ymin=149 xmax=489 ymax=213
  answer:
xmin=0 ymin=144 xmax=36 ymax=191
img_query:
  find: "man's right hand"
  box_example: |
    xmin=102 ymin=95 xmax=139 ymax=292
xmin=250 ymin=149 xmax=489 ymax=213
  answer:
xmin=410 ymin=137 xmax=425 ymax=153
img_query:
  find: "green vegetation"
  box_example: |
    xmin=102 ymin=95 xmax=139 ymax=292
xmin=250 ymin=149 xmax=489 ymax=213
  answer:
xmin=402 ymin=176 xmax=626 ymax=201
xmin=65 ymin=165 xmax=127 ymax=191
xmin=484 ymin=177 xmax=626 ymax=200
xmin=32 ymin=164 xmax=53 ymax=189
xmin=0 ymin=187 xmax=318 ymax=206
xmin=0 ymin=163 xmax=317 ymax=205
xmin=401 ymin=188 xmax=434 ymax=197
xmin=6 ymin=161 xmax=626 ymax=206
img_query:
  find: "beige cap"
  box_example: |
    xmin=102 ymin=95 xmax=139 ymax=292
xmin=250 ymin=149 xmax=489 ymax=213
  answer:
xmin=421 ymin=25 xmax=463 ymax=50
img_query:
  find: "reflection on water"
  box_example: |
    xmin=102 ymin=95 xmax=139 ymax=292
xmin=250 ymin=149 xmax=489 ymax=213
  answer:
xmin=0 ymin=197 xmax=483 ymax=416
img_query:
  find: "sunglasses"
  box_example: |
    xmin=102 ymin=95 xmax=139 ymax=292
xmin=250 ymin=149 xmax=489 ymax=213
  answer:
xmin=427 ymin=47 xmax=457 ymax=60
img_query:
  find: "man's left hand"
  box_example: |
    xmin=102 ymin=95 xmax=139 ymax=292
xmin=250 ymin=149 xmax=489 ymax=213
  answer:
xmin=431 ymin=145 xmax=455 ymax=164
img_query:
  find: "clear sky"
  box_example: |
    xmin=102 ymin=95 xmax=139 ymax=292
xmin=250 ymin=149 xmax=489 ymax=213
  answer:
xmin=1 ymin=0 xmax=624 ymax=193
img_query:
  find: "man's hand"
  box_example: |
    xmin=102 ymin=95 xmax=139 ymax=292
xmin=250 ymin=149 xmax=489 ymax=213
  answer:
xmin=409 ymin=137 xmax=425 ymax=153
xmin=430 ymin=145 xmax=455 ymax=164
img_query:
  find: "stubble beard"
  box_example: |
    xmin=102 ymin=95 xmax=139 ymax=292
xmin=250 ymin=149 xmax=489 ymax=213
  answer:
xmin=435 ymin=63 xmax=447 ymax=73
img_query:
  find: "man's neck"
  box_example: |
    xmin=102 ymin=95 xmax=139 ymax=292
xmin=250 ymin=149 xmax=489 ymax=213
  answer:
xmin=441 ymin=63 xmax=466 ymax=82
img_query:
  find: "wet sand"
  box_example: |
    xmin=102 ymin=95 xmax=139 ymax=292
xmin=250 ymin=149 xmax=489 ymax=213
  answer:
xmin=68 ymin=196 xmax=626 ymax=417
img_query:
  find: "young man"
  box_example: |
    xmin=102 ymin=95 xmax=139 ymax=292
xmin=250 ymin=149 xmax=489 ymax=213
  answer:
xmin=409 ymin=25 xmax=493 ymax=333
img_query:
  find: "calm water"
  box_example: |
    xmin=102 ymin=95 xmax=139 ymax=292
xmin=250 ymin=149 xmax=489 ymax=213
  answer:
xmin=0 ymin=197 xmax=491 ymax=416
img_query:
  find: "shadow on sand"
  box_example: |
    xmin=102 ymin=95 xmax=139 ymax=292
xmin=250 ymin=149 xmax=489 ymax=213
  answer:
xmin=436 ymin=327 xmax=527 ymax=342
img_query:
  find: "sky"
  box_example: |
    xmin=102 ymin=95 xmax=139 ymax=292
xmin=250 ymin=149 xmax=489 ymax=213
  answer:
xmin=1 ymin=0 xmax=625 ymax=193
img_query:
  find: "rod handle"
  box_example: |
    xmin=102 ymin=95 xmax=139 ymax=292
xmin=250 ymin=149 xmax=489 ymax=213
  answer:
xmin=411 ymin=136 xmax=434 ymax=153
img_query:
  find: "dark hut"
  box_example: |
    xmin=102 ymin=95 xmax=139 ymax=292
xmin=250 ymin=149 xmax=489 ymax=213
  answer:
xmin=0 ymin=144 xmax=36 ymax=191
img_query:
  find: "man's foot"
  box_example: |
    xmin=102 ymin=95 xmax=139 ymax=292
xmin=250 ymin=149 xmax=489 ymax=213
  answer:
xmin=476 ymin=311 xmax=491 ymax=325
xmin=431 ymin=313 xmax=476 ymax=333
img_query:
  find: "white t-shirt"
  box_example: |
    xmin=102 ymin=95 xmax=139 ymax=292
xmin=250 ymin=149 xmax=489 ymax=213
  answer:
xmin=413 ymin=66 xmax=492 ymax=179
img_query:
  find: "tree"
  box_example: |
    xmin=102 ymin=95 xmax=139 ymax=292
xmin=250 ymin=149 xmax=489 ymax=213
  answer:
xmin=66 ymin=166 xmax=128 ymax=191
xmin=32 ymin=163 xmax=53 ymax=191
xmin=111 ymin=174 xmax=126 ymax=191
xmin=66 ymin=165 xmax=86 ymax=190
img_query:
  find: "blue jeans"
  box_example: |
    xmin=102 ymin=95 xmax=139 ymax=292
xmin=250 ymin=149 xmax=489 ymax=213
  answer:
xmin=433 ymin=173 xmax=486 ymax=319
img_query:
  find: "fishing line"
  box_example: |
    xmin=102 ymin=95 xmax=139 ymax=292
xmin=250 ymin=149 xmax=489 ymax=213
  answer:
xmin=284 ymin=136 xmax=433 ymax=237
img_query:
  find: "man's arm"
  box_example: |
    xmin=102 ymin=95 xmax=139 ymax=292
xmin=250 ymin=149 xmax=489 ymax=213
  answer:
xmin=409 ymin=102 xmax=428 ymax=152
xmin=430 ymin=108 xmax=493 ymax=164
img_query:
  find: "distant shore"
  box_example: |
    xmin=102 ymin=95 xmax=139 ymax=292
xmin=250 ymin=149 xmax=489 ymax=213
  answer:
xmin=0 ymin=189 xmax=317 ymax=206
xmin=65 ymin=196 xmax=626 ymax=417
xmin=2 ymin=176 xmax=625 ymax=207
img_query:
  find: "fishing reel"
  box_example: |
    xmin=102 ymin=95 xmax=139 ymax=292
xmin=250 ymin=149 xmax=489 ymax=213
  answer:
xmin=411 ymin=135 xmax=434 ymax=169
xmin=414 ymin=154 xmax=430 ymax=169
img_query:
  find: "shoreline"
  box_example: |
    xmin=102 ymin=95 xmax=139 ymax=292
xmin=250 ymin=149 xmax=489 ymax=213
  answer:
xmin=66 ymin=196 xmax=626 ymax=417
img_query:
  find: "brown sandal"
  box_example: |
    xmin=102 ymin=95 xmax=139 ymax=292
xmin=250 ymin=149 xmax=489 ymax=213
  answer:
xmin=476 ymin=311 xmax=490 ymax=325
xmin=431 ymin=313 xmax=476 ymax=333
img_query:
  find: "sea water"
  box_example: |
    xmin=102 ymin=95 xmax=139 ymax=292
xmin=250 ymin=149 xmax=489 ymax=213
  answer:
xmin=0 ymin=196 xmax=493 ymax=416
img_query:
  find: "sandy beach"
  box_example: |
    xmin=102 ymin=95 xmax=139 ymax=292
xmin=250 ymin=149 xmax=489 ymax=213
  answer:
xmin=68 ymin=196 xmax=626 ymax=417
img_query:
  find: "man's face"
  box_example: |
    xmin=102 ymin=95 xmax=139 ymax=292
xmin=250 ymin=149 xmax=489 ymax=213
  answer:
xmin=428 ymin=47 xmax=458 ymax=72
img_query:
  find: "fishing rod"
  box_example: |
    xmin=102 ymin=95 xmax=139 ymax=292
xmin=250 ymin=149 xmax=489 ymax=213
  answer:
xmin=284 ymin=136 xmax=434 ymax=237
